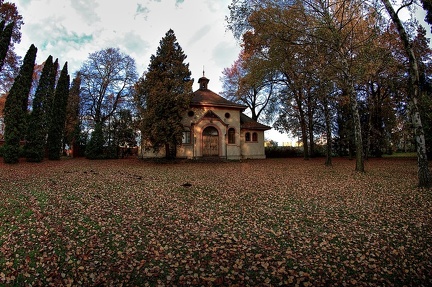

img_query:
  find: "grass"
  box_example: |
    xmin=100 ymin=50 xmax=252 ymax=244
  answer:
xmin=382 ymin=152 xmax=417 ymax=158
xmin=0 ymin=157 xmax=431 ymax=286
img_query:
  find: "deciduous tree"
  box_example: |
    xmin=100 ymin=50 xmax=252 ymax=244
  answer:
xmin=221 ymin=49 xmax=278 ymax=123
xmin=0 ymin=0 xmax=24 ymax=94
xmin=80 ymin=48 xmax=138 ymax=126
xmin=381 ymin=0 xmax=431 ymax=187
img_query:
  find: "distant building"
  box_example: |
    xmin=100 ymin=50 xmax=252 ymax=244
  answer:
xmin=141 ymin=75 xmax=271 ymax=159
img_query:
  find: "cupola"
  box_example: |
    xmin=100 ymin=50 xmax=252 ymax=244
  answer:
xmin=198 ymin=70 xmax=209 ymax=90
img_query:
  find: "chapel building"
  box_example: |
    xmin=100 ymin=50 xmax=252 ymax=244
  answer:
xmin=141 ymin=75 xmax=270 ymax=160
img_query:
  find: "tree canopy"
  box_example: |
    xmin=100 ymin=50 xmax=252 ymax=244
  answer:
xmin=3 ymin=44 xmax=37 ymax=163
xmin=80 ymin=47 xmax=138 ymax=126
xmin=136 ymin=29 xmax=193 ymax=159
xmin=47 ymin=62 xmax=70 ymax=160
xmin=225 ymin=0 xmax=432 ymax=185
xmin=24 ymin=55 xmax=55 ymax=162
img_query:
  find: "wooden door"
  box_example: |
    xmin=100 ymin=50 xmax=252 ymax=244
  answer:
xmin=202 ymin=126 xmax=219 ymax=157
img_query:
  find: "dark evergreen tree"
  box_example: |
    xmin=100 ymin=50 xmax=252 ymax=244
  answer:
xmin=86 ymin=122 xmax=105 ymax=159
xmin=0 ymin=20 xmax=13 ymax=71
xmin=110 ymin=109 xmax=137 ymax=158
xmin=64 ymin=72 xmax=81 ymax=156
xmin=47 ymin=62 xmax=69 ymax=160
xmin=46 ymin=58 xmax=59 ymax=115
xmin=24 ymin=55 xmax=54 ymax=162
xmin=3 ymin=44 xmax=37 ymax=163
xmin=136 ymin=29 xmax=193 ymax=159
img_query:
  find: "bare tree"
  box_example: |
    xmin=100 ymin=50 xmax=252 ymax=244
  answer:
xmin=80 ymin=48 xmax=138 ymax=127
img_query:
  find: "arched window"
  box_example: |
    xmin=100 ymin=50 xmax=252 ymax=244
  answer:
xmin=228 ymin=128 xmax=235 ymax=144
xmin=182 ymin=127 xmax=191 ymax=144
xmin=245 ymin=132 xmax=251 ymax=142
xmin=252 ymin=132 xmax=258 ymax=142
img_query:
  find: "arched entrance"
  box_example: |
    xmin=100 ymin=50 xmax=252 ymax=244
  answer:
xmin=202 ymin=126 xmax=219 ymax=157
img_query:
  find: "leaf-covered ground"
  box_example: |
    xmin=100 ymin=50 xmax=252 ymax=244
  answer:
xmin=1 ymin=157 xmax=431 ymax=286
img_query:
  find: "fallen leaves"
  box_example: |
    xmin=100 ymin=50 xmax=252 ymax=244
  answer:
xmin=0 ymin=157 xmax=431 ymax=286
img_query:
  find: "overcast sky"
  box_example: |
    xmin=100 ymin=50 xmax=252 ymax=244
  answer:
xmin=13 ymin=0 xmax=241 ymax=94
xmin=12 ymin=0 xmax=431 ymax=145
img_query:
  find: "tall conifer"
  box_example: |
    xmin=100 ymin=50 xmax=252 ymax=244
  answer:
xmin=25 ymin=55 xmax=53 ymax=162
xmin=0 ymin=20 xmax=13 ymax=71
xmin=64 ymin=73 xmax=81 ymax=156
xmin=3 ymin=44 xmax=37 ymax=163
xmin=138 ymin=29 xmax=193 ymax=159
xmin=47 ymin=62 xmax=69 ymax=160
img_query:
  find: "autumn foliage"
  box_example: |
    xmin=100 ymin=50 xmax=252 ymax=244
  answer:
xmin=0 ymin=158 xmax=431 ymax=286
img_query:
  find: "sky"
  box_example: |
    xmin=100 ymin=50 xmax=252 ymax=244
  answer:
xmin=13 ymin=0 xmax=239 ymax=93
xmin=11 ymin=0 xmax=292 ymax=144
xmin=10 ymin=0 xmax=432 ymax=145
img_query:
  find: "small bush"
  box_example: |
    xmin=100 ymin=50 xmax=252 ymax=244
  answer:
xmin=265 ymin=146 xmax=302 ymax=158
xmin=103 ymin=145 xmax=119 ymax=159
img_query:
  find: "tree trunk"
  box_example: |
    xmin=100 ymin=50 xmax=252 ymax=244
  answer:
xmin=382 ymin=0 xmax=431 ymax=187
xmin=323 ymin=98 xmax=332 ymax=166
xmin=348 ymin=84 xmax=364 ymax=172
xmin=308 ymin=97 xmax=315 ymax=157
xmin=296 ymin=91 xmax=309 ymax=160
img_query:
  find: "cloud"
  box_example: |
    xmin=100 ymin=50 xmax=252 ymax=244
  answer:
xmin=17 ymin=0 xmax=31 ymax=8
xmin=187 ymin=24 xmax=212 ymax=46
xmin=135 ymin=3 xmax=150 ymax=20
xmin=118 ymin=31 xmax=150 ymax=57
xmin=212 ymin=40 xmax=239 ymax=68
xmin=15 ymin=0 xmax=240 ymax=92
xmin=70 ymin=0 xmax=101 ymax=26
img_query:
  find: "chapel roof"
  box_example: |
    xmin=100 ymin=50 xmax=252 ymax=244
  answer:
xmin=240 ymin=113 xmax=271 ymax=131
xmin=190 ymin=76 xmax=247 ymax=110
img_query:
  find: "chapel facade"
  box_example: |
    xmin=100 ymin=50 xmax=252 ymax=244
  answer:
xmin=141 ymin=75 xmax=270 ymax=160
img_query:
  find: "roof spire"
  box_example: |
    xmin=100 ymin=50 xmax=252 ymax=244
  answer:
xmin=198 ymin=67 xmax=209 ymax=90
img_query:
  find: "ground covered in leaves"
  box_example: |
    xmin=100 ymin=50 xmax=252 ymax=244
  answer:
xmin=0 ymin=157 xmax=431 ymax=286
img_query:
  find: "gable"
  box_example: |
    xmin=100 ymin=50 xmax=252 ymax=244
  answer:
xmin=203 ymin=110 xmax=220 ymax=119
xmin=240 ymin=113 xmax=271 ymax=131
xmin=195 ymin=110 xmax=226 ymax=126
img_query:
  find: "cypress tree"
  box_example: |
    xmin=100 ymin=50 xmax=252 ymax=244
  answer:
xmin=138 ymin=29 xmax=193 ymax=159
xmin=64 ymin=73 xmax=81 ymax=157
xmin=47 ymin=62 xmax=69 ymax=160
xmin=24 ymin=55 xmax=54 ymax=162
xmin=0 ymin=21 xmax=14 ymax=71
xmin=3 ymin=44 xmax=37 ymax=163
xmin=45 ymin=58 xmax=59 ymax=118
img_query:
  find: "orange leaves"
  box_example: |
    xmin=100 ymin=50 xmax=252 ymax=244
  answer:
xmin=0 ymin=157 xmax=431 ymax=285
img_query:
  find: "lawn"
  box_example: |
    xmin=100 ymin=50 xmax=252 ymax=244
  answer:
xmin=0 ymin=157 xmax=431 ymax=286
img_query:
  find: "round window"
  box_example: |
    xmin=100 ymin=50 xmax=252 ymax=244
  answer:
xmin=188 ymin=111 xmax=194 ymax=117
xmin=225 ymin=112 xmax=231 ymax=118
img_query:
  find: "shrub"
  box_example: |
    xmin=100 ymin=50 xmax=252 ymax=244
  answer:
xmin=265 ymin=146 xmax=302 ymax=158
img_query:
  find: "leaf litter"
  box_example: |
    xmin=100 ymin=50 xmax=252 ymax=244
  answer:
xmin=0 ymin=157 xmax=431 ymax=286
